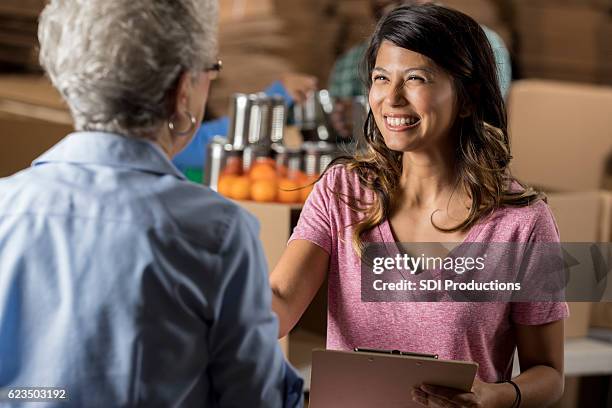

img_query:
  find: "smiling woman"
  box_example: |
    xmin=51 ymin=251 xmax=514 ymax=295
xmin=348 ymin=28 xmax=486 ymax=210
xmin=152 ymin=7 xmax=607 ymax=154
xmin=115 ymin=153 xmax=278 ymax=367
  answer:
xmin=369 ymin=44 xmax=456 ymax=154
xmin=270 ymin=4 xmax=568 ymax=408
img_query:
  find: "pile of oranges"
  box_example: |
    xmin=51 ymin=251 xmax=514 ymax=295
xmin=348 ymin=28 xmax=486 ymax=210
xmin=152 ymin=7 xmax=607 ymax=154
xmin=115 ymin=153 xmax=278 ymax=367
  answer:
xmin=217 ymin=157 xmax=318 ymax=203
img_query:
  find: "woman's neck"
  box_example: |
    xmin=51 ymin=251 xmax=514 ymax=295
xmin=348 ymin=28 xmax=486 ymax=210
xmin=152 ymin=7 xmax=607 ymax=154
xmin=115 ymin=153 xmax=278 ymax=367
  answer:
xmin=398 ymin=144 xmax=461 ymax=209
xmin=152 ymin=127 xmax=177 ymax=159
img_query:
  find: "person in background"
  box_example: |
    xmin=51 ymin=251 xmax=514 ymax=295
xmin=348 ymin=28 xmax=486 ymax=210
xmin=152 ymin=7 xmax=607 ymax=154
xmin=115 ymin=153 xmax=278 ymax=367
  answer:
xmin=329 ymin=0 xmax=512 ymax=140
xmin=172 ymin=72 xmax=318 ymax=178
xmin=0 ymin=1 xmax=302 ymax=406
xmin=271 ymin=4 xmax=566 ymax=407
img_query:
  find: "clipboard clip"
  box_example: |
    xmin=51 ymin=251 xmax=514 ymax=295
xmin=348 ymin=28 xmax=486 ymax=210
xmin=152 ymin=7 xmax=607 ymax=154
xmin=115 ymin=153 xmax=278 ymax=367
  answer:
xmin=354 ymin=347 xmax=439 ymax=359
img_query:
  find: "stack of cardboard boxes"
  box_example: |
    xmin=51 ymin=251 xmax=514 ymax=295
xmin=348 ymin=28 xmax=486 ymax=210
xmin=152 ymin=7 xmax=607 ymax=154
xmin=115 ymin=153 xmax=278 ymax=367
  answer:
xmin=445 ymin=0 xmax=513 ymax=49
xmin=508 ymin=77 xmax=612 ymax=342
xmin=211 ymin=0 xmax=513 ymax=117
xmin=0 ymin=75 xmax=72 ymax=177
xmin=331 ymin=0 xmax=512 ymax=71
xmin=514 ymin=0 xmax=612 ymax=85
xmin=272 ymin=0 xmax=341 ymax=83
xmin=334 ymin=0 xmax=376 ymax=60
xmin=208 ymin=0 xmax=297 ymax=116
xmin=0 ymin=0 xmax=44 ymax=71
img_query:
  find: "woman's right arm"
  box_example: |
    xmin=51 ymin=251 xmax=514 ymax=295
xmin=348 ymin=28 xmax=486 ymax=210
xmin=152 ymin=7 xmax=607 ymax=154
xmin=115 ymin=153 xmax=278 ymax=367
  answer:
xmin=270 ymin=239 xmax=329 ymax=338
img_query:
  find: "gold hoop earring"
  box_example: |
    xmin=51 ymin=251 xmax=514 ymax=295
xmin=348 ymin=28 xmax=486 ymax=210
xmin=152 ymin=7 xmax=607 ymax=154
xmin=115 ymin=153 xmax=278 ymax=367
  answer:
xmin=168 ymin=111 xmax=196 ymax=137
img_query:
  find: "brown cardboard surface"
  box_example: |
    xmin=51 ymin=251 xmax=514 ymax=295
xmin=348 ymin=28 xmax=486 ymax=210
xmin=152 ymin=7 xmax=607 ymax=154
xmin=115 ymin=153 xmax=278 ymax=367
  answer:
xmin=591 ymin=303 xmax=612 ymax=329
xmin=589 ymin=192 xmax=612 ymax=330
xmin=601 ymin=191 xmax=612 ymax=241
xmin=546 ymin=191 xmax=612 ymax=337
xmin=0 ymin=75 xmax=68 ymax=111
xmin=219 ymin=0 xmax=275 ymax=23
xmin=566 ymin=303 xmax=592 ymax=339
xmin=0 ymin=112 xmax=71 ymax=177
xmin=237 ymin=201 xmax=302 ymax=270
xmin=0 ymin=1 xmax=46 ymax=18
xmin=443 ymin=0 xmax=501 ymax=27
xmin=515 ymin=4 xmax=612 ymax=46
xmin=546 ymin=191 xmax=609 ymax=242
xmin=515 ymin=4 xmax=611 ymax=85
xmin=0 ymin=75 xmax=73 ymax=176
xmin=514 ymin=0 xmax=612 ymax=10
xmin=236 ymin=200 xmax=328 ymax=337
xmin=508 ymin=80 xmax=612 ymax=191
xmin=519 ymin=58 xmax=612 ymax=86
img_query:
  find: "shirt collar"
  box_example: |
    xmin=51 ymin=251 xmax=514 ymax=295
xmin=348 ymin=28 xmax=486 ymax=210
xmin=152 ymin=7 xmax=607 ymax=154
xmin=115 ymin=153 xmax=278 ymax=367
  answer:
xmin=33 ymin=131 xmax=186 ymax=180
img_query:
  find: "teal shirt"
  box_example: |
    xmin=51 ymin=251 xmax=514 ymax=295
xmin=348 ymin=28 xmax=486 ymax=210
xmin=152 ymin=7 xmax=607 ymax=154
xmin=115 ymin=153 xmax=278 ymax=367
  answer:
xmin=329 ymin=25 xmax=512 ymax=98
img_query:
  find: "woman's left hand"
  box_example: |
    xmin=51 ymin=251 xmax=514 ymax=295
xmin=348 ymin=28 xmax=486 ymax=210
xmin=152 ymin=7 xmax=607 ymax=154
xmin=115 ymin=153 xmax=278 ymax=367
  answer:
xmin=411 ymin=379 xmax=504 ymax=408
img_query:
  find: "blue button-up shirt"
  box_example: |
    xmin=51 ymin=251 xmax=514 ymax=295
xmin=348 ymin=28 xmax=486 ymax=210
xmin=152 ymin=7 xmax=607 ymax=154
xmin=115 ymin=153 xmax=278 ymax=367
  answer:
xmin=0 ymin=132 xmax=303 ymax=407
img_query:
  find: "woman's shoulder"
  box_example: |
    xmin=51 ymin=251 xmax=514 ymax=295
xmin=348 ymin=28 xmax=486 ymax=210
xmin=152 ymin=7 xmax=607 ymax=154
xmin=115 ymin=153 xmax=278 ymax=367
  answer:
xmin=475 ymin=182 xmax=558 ymax=242
xmin=159 ymin=181 xmax=254 ymax=249
xmin=318 ymin=164 xmax=369 ymax=194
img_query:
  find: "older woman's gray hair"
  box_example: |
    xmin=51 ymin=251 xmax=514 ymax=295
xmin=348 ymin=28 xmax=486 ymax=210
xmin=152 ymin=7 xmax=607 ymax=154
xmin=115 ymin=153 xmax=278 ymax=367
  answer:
xmin=38 ymin=0 xmax=218 ymax=138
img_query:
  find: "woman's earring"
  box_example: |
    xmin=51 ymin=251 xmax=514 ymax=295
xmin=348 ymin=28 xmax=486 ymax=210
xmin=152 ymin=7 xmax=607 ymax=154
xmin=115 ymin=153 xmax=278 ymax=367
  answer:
xmin=168 ymin=111 xmax=196 ymax=136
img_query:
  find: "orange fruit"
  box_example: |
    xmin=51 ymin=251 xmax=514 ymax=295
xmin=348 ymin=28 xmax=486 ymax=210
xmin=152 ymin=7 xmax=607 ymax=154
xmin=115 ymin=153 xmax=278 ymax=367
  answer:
xmin=230 ymin=176 xmax=251 ymax=200
xmin=249 ymin=162 xmax=277 ymax=182
xmin=276 ymin=164 xmax=289 ymax=178
xmin=293 ymin=170 xmax=308 ymax=183
xmin=251 ymin=179 xmax=277 ymax=202
xmin=277 ymin=178 xmax=301 ymax=203
xmin=217 ymin=175 xmax=236 ymax=197
xmin=222 ymin=156 xmax=242 ymax=176
xmin=299 ymin=174 xmax=319 ymax=203
xmin=256 ymin=157 xmax=276 ymax=168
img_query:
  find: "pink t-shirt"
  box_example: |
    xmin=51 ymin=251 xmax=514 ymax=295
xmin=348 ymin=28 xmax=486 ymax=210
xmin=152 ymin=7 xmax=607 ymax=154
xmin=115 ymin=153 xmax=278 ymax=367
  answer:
xmin=289 ymin=165 xmax=568 ymax=382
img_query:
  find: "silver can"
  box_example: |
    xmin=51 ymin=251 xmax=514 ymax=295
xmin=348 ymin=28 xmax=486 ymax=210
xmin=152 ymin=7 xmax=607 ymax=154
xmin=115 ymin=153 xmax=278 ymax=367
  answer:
xmin=204 ymin=136 xmax=229 ymax=191
xmin=272 ymin=143 xmax=302 ymax=174
xmin=270 ymin=96 xmax=286 ymax=145
xmin=247 ymin=93 xmax=275 ymax=150
xmin=293 ymin=89 xmax=336 ymax=143
xmin=302 ymin=141 xmax=340 ymax=176
xmin=227 ymin=93 xmax=256 ymax=150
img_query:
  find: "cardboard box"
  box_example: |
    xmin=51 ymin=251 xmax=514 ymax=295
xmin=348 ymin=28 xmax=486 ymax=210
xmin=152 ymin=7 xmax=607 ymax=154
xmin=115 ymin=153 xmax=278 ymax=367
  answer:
xmin=546 ymin=191 xmax=612 ymax=337
xmin=519 ymin=59 xmax=612 ymax=86
xmin=0 ymin=0 xmax=45 ymax=18
xmin=589 ymin=192 xmax=612 ymax=329
xmin=565 ymin=303 xmax=592 ymax=338
xmin=515 ymin=4 xmax=612 ymax=49
xmin=0 ymin=112 xmax=71 ymax=177
xmin=513 ymin=0 xmax=612 ymax=10
xmin=508 ymin=80 xmax=612 ymax=192
xmin=0 ymin=3 xmax=45 ymax=69
xmin=443 ymin=0 xmax=501 ymax=28
xmin=514 ymin=3 xmax=612 ymax=85
xmin=219 ymin=0 xmax=275 ymax=23
xmin=0 ymin=75 xmax=72 ymax=177
xmin=547 ymin=191 xmax=611 ymax=242
xmin=0 ymin=75 xmax=69 ymax=111
xmin=591 ymin=303 xmax=612 ymax=329
xmin=237 ymin=200 xmax=302 ymax=270
xmin=236 ymin=200 xmax=328 ymax=359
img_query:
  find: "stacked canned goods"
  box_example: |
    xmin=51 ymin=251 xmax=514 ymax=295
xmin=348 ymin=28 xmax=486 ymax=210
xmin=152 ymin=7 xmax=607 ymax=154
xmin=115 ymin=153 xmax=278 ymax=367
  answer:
xmin=206 ymin=92 xmax=343 ymax=203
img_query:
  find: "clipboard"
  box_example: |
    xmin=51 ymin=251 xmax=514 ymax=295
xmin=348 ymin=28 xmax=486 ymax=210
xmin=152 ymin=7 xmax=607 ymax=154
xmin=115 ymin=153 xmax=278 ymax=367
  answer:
xmin=309 ymin=348 xmax=478 ymax=408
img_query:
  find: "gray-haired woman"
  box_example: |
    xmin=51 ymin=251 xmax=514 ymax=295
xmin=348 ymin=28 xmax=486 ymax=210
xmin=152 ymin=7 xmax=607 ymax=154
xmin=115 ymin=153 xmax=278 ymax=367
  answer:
xmin=0 ymin=1 xmax=303 ymax=406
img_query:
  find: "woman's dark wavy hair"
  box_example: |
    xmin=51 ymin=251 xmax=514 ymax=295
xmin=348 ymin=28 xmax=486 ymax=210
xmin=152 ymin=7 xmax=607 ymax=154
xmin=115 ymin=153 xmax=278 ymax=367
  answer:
xmin=327 ymin=4 xmax=544 ymax=256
